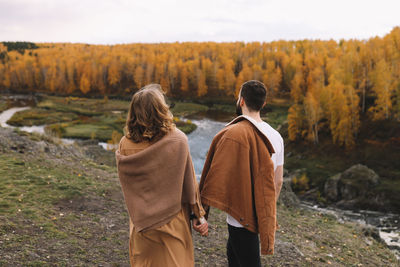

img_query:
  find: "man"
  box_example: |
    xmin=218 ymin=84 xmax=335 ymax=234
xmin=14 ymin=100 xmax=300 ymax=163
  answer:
xmin=199 ymin=80 xmax=284 ymax=267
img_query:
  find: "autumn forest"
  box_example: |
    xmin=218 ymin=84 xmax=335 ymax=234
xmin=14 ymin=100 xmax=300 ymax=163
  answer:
xmin=1 ymin=27 xmax=400 ymax=148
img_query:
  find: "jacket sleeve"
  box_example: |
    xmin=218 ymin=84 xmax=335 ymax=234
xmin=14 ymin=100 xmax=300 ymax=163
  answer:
xmin=254 ymin=158 xmax=276 ymax=255
xmin=191 ymin=183 xmax=206 ymax=219
xmin=190 ymin=154 xmax=206 ymax=219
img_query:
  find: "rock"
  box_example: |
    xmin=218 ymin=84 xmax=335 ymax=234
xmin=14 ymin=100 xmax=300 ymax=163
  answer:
xmin=362 ymin=225 xmax=384 ymax=243
xmin=324 ymin=173 xmax=341 ymax=201
xmin=324 ymin=164 xmax=382 ymax=210
xmin=76 ymin=139 xmax=99 ymax=146
xmin=300 ymin=188 xmax=320 ymax=202
xmin=343 ymin=164 xmax=379 ymax=185
xmin=278 ymin=177 xmax=300 ymax=208
xmin=339 ymin=164 xmax=379 ymax=200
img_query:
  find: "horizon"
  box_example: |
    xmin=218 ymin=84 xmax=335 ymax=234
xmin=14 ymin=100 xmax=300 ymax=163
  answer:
xmin=1 ymin=27 xmax=397 ymax=46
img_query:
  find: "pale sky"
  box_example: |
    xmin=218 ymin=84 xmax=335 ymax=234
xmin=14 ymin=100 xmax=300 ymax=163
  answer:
xmin=0 ymin=0 xmax=399 ymax=44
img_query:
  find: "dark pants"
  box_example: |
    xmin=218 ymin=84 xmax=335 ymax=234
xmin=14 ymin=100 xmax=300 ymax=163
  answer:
xmin=227 ymin=224 xmax=261 ymax=267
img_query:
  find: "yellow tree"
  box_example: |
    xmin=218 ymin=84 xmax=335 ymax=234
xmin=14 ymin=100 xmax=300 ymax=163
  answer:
xmin=65 ymin=59 xmax=76 ymax=94
xmin=370 ymin=59 xmax=394 ymax=120
xmin=262 ymin=61 xmax=282 ymax=96
xmin=327 ymin=66 xmax=360 ymax=148
xmin=290 ymin=71 xmax=304 ymax=103
xmin=167 ymin=59 xmax=178 ymax=92
xmin=235 ymin=64 xmax=252 ymax=97
xmin=134 ymin=66 xmax=144 ymax=89
xmin=224 ymin=59 xmax=236 ymax=96
xmin=303 ymin=91 xmax=322 ymax=144
xmin=80 ymin=74 xmax=91 ymax=94
xmin=288 ymin=104 xmax=305 ymax=141
xmin=160 ymin=75 xmax=170 ymax=94
xmin=108 ymin=60 xmax=120 ymax=87
xmin=180 ymin=64 xmax=189 ymax=92
xmin=216 ymin=67 xmax=225 ymax=90
xmin=197 ymin=70 xmax=207 ymax=97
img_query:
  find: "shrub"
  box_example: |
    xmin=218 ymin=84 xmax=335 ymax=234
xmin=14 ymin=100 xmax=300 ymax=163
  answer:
xmin=292 ymin=173 xmax=310 ymax=192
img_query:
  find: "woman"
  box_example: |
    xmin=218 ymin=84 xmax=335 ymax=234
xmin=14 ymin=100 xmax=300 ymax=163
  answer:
xmin=116 ymin=84 xmax=208 ymax=267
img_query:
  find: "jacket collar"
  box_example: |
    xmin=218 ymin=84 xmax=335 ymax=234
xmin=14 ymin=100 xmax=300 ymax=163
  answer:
xmin=226 ymin=115 xmax=275 ymax=154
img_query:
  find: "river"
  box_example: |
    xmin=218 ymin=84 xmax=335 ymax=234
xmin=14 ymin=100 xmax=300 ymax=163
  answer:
xmin=187 ymin=119 xmax=226 ymax=177
xmin=0 ymin=103 xmax=398 ymax=259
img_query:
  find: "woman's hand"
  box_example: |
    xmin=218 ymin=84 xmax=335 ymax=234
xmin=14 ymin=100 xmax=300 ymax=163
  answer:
xmin=192 ymin=217 xmax=208 ymax=236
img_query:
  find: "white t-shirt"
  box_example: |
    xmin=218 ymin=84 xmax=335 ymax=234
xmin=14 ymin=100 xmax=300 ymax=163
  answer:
xmin=226 ymin=116 xmax=284 ymax=227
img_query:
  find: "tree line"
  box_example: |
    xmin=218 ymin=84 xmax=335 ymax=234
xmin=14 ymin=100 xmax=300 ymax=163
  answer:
xmin=1 ymin=27 xmax=399 ymax=148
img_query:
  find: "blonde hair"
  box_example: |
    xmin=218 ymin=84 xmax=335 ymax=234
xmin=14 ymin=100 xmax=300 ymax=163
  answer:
xmin=125 ymin=84 xmax=175 ymax=143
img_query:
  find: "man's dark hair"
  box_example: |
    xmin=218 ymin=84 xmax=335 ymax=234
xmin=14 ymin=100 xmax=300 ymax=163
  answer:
xmin=240 ymin=80 xmax=267 ymax=111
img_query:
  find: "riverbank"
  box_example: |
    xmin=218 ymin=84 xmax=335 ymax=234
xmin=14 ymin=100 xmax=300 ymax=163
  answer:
xmin=2 ymin=95 xmax=198 ymax=142
xmin=0 ymin=127 xmax=398 ymax=266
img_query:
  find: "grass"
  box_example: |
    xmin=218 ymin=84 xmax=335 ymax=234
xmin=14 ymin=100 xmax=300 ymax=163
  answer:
xmin=0 ymin=154 xmax=111 ymax=219
xmin=270 ymin=205 xmax=398 ymax=266
xmin=262 ymin=103 xmax=289 ymax=129
xmin=60 ymin=123 xmax=117 ymax=141
xmin=193 ymin=205 xmax=399 ymax=266
xmin=175 ymin=118 xmax=197 ymax=134
xmin=1 ymin=147 xmax=397 ymax=266
xmin=37 ymin=95 xmax=129 ymax=115
xmin=170 ymin=101 xmax=209 ymax=117
xmin=7 ymin=108 xmax=79 ymax=126
xmin=209 ymin=103 xmax=236 ymax=114
xmin=0 ymin=101 xmax=7 ymax=113
xmin=0 ymin=146 xmax=126 ymax=266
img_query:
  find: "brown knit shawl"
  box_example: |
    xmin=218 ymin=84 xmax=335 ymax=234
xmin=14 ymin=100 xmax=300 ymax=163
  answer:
xmin=116 ymin=128 xmax=196 ymax=232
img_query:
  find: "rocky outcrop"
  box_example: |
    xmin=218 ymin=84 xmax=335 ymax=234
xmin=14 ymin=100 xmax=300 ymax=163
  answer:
xmin=278 ymin=176 xmax=300 ymax=208
xmin=324 ymin=173 xmax=341 ymax=201
xmin=324 ymin=164 xmax=387 ymax=210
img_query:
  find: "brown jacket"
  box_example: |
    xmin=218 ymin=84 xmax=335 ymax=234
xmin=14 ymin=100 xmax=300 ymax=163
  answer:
xmin=116 ymin=128 xmax=203 ymax=232
xmin=199 ymin=116 xmax=277 ymax=255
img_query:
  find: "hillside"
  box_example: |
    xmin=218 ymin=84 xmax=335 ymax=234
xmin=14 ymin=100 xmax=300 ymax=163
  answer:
xmin=0 ymin=127 xmax=398 ymax=266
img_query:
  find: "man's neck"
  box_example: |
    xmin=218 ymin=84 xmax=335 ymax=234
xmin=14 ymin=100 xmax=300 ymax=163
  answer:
xmin=242 ymin=110 xmax=263 ymax=123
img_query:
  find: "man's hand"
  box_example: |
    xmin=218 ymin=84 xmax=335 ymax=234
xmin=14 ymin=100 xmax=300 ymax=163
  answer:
xmin=192 ymin=217 xmax=208 ymax=236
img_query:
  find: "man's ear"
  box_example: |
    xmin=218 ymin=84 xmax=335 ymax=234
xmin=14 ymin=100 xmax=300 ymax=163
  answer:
xmin=240 ymin=98 xmax=245 ymax=107
xmin=262 ymin=101 xmax=266 ymax=108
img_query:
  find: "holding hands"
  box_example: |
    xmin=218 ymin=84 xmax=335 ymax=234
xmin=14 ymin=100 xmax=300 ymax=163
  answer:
xmin=192 ymin=217 xmax=208 ymax=237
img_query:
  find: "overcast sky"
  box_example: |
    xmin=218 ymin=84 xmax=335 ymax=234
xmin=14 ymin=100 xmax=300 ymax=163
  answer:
xmin=0 ymin=0 xmax=399 ymax=44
